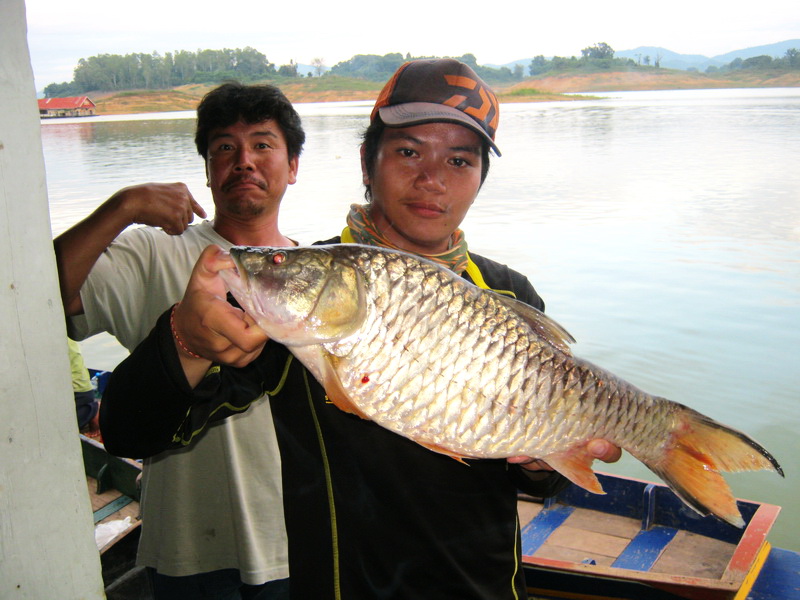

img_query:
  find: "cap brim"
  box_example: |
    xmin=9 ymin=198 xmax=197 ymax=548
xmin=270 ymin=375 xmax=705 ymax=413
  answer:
xmin=378 ymin=103 xmax=501 ymax=156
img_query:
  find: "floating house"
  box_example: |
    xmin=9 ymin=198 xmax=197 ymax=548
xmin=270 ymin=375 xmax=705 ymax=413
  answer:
xmin=38 ymin=96 xmax=96 ymax=118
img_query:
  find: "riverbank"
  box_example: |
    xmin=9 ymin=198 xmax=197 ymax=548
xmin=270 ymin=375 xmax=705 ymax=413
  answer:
xmin=90 ymin=69 xmax=800 ymax=114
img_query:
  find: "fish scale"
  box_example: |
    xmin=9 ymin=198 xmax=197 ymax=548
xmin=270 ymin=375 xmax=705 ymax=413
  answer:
xmin=221 ymin=243 xmax=783 ymax=527
xmin=336 ymin=251 xmax=654 ymax=458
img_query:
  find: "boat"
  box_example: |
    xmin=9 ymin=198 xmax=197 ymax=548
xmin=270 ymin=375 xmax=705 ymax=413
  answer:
xmin=519 ymin=471 xmax=799 ymax=600
xmin=81 ymin=369 xmax=150 ymax=599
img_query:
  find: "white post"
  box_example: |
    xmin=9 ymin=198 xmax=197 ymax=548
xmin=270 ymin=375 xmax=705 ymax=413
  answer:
xmin=0 ymin=1 xmax=105 ymax=597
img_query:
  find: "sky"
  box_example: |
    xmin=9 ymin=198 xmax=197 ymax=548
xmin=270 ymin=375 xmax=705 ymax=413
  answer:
xmin=24 ymin=0 xmax=800 ymax=91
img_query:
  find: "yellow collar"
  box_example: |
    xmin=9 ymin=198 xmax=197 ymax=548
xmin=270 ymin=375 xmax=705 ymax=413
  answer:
xmin=341 ymin=226 xmax=491 ymax=290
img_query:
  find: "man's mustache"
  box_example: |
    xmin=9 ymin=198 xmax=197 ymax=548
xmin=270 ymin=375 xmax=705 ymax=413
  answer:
xmin=221 ymin=176 xmax=267 ymax=193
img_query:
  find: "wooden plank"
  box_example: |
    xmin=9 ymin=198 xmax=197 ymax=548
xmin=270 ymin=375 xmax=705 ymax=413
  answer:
xmin=86 ymin=477 xmax=124 ymax=512
xmin=734 ymin=542 xmax=772 ymax=600
xmin=545 ymin=524 xmax=631 ymax=559
xmin=724 ymin=503 xmax=781 ymax=580
xmin=565 ymin=506 xmax=642 ymax=539
xmin=534 ymin=543 xmax=619 ymax=567
xmin=526 ymin=554 xmax=740 ymax=597
xmin=652 ymin=529 xmax=736 ymax=579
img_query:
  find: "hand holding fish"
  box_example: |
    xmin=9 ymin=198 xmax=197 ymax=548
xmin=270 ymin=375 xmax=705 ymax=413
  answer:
xmin=172 ymin=245 xmax=268 ymax=382
xmin=110 ymin=182 xmax=206 ymax=236
xmin=509 ymin=439 xmax=622 ymax=472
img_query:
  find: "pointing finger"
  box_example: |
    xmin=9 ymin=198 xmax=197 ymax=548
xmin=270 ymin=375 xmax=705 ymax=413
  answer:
xmin=190 ymin=196 xmax=207 ymax=219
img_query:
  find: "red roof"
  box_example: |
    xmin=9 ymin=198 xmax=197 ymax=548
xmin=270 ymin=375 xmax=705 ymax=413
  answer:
xmin=38 ymin=96 xmax=96 ymax=110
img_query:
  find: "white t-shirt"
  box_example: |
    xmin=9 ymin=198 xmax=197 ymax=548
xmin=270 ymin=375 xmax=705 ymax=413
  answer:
xmin=69 ymin=221 xmax=288 ymax=584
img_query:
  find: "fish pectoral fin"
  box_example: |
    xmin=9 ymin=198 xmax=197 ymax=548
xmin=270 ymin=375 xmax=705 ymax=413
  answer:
xmin=418 ymin=441 xmax=471 ymax=465
xmin=541 ymin=447 xmax=605 ymax=494
xmin=320 ymin=357 xmax=371 ymax=420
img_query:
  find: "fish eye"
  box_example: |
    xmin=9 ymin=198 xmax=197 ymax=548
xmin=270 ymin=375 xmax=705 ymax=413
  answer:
xmin=271 ymin=251 xmax=287 ymax=265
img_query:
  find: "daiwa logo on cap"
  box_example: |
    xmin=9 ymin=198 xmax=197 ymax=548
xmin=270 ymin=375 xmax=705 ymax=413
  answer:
xmin=441 ymin=73 xmax=499 ymax=135
xmin=372 ymin=58 xmax=502 ymax=156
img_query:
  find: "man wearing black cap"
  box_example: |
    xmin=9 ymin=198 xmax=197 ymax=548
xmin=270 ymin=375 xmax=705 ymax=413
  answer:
xmin=101 ymin=58 xmax=620 ymax=599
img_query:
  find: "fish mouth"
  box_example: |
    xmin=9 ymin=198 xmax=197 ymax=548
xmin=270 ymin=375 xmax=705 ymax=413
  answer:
xmin=219 ymin=256 xmax=248 ymax=301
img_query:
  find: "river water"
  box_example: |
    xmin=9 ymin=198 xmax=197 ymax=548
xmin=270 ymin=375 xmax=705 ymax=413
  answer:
xmin=41 ymin=88 xmax=800 ymax=552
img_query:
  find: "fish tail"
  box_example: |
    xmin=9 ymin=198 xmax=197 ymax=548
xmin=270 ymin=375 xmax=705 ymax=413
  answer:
xmin=646 ymin=408 xmax=783 ymax=528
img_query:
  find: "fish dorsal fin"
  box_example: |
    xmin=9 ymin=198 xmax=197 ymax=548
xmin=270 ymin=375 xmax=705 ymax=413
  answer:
xmin=490 ymin=292 xmax=576 ymax=355
xmin=319 ymin=354 xmax=372 ymax=420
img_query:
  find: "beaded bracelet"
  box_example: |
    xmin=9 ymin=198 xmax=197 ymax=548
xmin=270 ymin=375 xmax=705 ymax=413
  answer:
xmin=170 ymin=303 xmax=203 ymax=359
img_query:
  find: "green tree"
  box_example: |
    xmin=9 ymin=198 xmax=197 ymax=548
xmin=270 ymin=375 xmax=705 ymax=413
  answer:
xmin=139 ymin=53 xmax=155 ymax=89
xmin=581 ymin=42 xmax=614 ymax=59
xmin=161 ymin=52 xmax=175 ymax=87
xmin=551 ymin=56 xmax=577 ymax=70
xmin=742 ymin=55 xmax=773 ymax=69
xmin=785 ymin=48 xmax=799 ymax=68
xmin=234 ymin=47 xmax=273 ymax=77
xmin=456 ymin=53 xmax=479 ymax=68
xmin=330 ymin=53 xmax=406 ymax=81
xmin=173 ymin=50 xmax=197 ymax=83
xmin=43 ymin=81 xmax=81 ymax=97
xmin=729 ymin=57 xmax=744 ymax=70
xmin=278 ymin=60 xmax=298 ymax=77
xmin=529 ymin=55 xmax=548 ymax=76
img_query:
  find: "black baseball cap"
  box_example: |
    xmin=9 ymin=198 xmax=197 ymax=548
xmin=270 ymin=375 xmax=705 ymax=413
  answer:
xmin=371 ymin=58 xmax=501 ymax=156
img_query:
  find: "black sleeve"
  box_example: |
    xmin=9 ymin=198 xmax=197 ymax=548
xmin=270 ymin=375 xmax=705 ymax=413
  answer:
xmin=99 ymin=306 xmax=284 ymax=459
xmin=507 ymin=465 xmax=572 ymax=498
xmin=465 ymin=252 xmax=545 ymax=312
xmin=99 ymin=307 xmax=198 ymax=458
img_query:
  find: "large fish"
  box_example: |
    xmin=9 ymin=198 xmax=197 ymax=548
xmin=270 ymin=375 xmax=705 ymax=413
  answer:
xmin=220 ymin=243 xmax=782 ymax=527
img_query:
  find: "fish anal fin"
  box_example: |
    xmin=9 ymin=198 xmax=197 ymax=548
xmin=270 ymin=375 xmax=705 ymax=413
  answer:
xmin=319 ymin=356 xmax=371 ymax=420
xmin=418 ymin=441 xmax=471 ymax=465
xmin=542 ymin=446 xmax=605 ymax=494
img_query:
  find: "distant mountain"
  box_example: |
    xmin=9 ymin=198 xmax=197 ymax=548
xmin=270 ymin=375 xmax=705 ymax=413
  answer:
xmin=712 ymin=39 xmax=800 ymax=64
xmin=615 ymin=47 xmax=718 ymax=71
xmin=616 ymin=39 xmax=800 ymax=71
xmin=495 ymin=39 xmax=800 ymax=73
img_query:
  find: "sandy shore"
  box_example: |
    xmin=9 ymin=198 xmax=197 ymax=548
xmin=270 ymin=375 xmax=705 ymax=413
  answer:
xmin=91 ymin=70 xmax=800 ymax=115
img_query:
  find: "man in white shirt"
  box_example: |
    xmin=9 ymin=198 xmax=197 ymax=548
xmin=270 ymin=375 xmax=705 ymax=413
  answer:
xmin=53 ymin=82 xmax=303 ymax=599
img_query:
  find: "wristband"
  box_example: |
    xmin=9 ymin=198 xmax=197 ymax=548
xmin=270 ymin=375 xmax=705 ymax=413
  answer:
xmin=170 ymin=303 xmax=203 ymax=359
